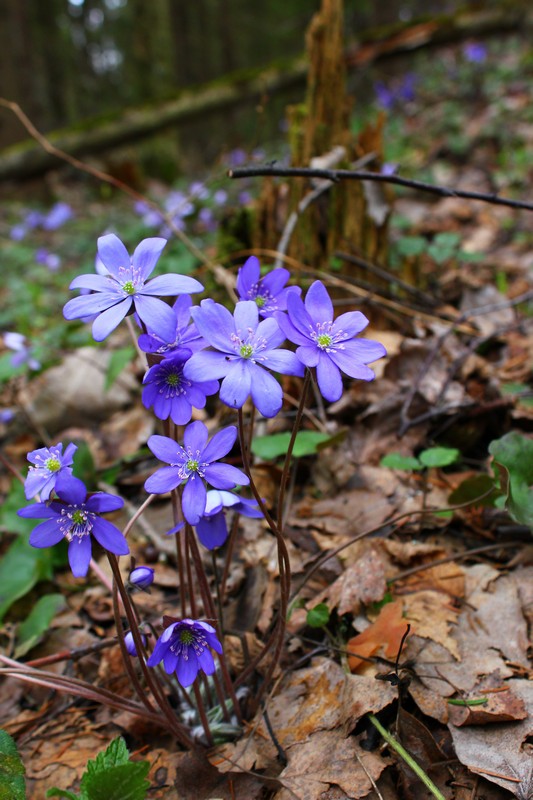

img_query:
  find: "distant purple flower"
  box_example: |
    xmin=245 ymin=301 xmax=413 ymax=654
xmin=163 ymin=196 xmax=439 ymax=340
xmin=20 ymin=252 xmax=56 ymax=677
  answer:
xmin=137 ymin=294 xmax=205 ymax=356
xmin=188 ymin=181 xmax=209 ymax=201
xmin=17 ymin=477 xmax=128 ymax=578
xmin=0 ymin=409 xmax=14 ymax=425
xmin=25 ymin=442 xmax=78 ymax=501
xmin=134 ymin=200 xmax=164 ymax=228
xmin=381 ymin=162 xmax=398 ymax=176
xmin=226 ymin=148 xmax=247 ymax=168
xmin=25 ymin=210 xmax=45 ymax=229
xmin=213 ymin=189 xmax=228 ymax=206
xmin=35 ymin=248 xmax=61 ymax=271
xmin=276 ymin=281 xmax=386 ymax=402
xmin=236 ymin=256 xmax=301 ymax=318
xmin=9 ymin=224 xmax=27 ymax=241
xmin=124 ymin=631 xmax=146 ymax=656
xmin=144 ymin=421 xmax=249 ymax=525
xmin=374 ymin=81 xmax=395 ymax=110
xmin=196 ymin=489 xmax=262 ymax=549
xmin=129 ymin=565 xmax=155 ymax=590
xmin=142 ymin=351 xmax=218 ymax=425
xmin=463 ymin=42 xmax=487 ymax=63
xmin=42 ymin=202 xmax=73 ymax=230
xmin=184 ymin=300 xmax=304 ymax=417
xmin=397 ymin=73 xmax=416 ymax=103
xmin=63 ymin=234 xmax=203 ymax=342
xmin=4 ymin=332 xmax=41 ymax=371
xmin=198 ymin=207 xmax=217 ymax=232
xmin=147 ymin=618 xmax=222 ymax=687
xmin=238 ymin=190 xmax=252 ymax=205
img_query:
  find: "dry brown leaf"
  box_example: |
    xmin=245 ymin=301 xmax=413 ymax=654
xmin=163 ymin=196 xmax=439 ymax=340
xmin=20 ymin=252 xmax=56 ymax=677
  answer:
xmin=397 ymin=562 xmax=465 ymax=601
xmin=448 ymin=686 xmax=527 ymax=727
xmin=403 ymin=590 xmax=460 ymax=659
xmin=347 ymin=599 xmax=410 ymax=672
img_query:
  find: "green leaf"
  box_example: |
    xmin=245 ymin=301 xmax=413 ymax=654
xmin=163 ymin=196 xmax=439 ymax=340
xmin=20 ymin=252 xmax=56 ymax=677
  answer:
xmin=0 ymin=537 xmax=55 ymax=622
xmin=418 ymin=447 xmax=460 ymax=468
xmin=0 ymin=729 xmax=26 ymax=800
xmin=0 ymin=481 xmax=36 ymax=537
xmin=489 ymin=432 xmax=533 ymax=528
xmin=15 ymin=594 xmax=65 ymax=658
xmin=306 ymin=603 xmax=330 ymax=628
xmin=448 ymin=474 xmax=499 ymax=507
xmin=80 ymin=738 xmax=149 ymax=800
xmin=380 ymin=453 xmax=422 ymax=471
xmin=251 ymin=431 xmax=333 ymax=461
xmin=395 ymin=236 xmax=426 ymax=257
xmin=104 ymin=347 xmax=135 ymax=392
xmin=46 ymin=790 xmax=79 ymax=799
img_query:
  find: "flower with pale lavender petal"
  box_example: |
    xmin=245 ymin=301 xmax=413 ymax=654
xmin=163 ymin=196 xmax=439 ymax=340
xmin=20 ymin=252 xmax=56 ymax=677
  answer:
xmin=213 ymin=189 xmax=228 ymax=206
xmin=124 ymin=631 xmax=147 ymax=656
xmin=129 ymin=565 xmax=155 ymax=590
xmin=4 ymin=332 xmax=41 ymax=371
xmin=137 ymin=294 xmax=205 ymax=356
xmin=10 ymin=224 xmax=27 ymax=241
xmin=17 ymin=477 xmax=128 ymax=578
xmin=63 ymin=233 xmax=203 ymax=342
xmin=198 ymin=207 xmax=217 ymax=232
xmin=275 ymin=280 xmax=386 ymax=402
xmin=25 ymin=442 xmax=78 ymax=501
xmin=236 ymin=256 xmax=300 ymax=318
xmin=144 ymin=421 xmax=249 ymax=525
xmin=188 ymin=181 xmax=209 ymax=201
xmin=142 ymin=351 xmax=218 ymax=425
xmin=0 ymin=409 xmax=14 ymax=425
xmin=35 ymin=248 xmax=61 ymax=271
xmin=147 ymin=618 xmax=222 ymax=687
xmin=184 ymin=300 xmax=304 ymax=418
xmin=42 ymin=202 xmax=74 ymax=230
xmin=196 ymin=489 xmax=262 ymax=549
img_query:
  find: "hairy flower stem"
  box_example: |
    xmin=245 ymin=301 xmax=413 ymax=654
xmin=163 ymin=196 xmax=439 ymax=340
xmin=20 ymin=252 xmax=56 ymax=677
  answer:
xmin=193 ymin=681 xmax=214 ymax=746
xmin=107 ymin=553 xmax=195 ymax=747
xmin=277 ymin=369 xmax=311 ymax=531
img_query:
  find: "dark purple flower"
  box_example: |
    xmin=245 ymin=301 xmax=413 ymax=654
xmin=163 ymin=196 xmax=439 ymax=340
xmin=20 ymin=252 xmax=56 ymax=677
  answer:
xmin=25 ymin=442 xmax=78 ymax=501
xmin=276 ymin=281 xmax=386 ymax=402
xmin=63 ymin=234 xmax=204 ymax=341
xmin=463 ymin=42 xmax=487 ymax=63
xmin=124 ymin=631 xmax=146 ymax=656
xmin=147 ymin=618 xmax=222 ymax=687
xmin=129 ymin=565 xmax=155 ymax=590
xmin=142 ymin=351 xmax=218 ymax=425
xmin=374 ymin=81 xmax=395 ymax=110
xmin=144 ymin=421 xmax=249 ymax=525
xmin=17 ymin=477 xmax=128 ymax=577
xmin=9 ymin=224 xmax=27 ymax=241
xmin=196 ymin=489 xmax=262 ymax=549
xmin=4 ymin=332 xmax=41 ymax=371
xmin=236 ymin=256 xmax=301 ymax=318
xmin=137 ymin=294 xmax=206 ymax=356
xmin=42 ymin=202 xmax=73 ymax=230
xmin=184 ymin=300 xmax=304 ymax=417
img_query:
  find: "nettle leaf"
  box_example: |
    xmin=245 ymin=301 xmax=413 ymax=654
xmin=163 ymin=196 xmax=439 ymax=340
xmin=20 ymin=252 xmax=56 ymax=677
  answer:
xmin=0 ymin=729 xmax=26 ymax=800
xmin=306 ymin=603 xmax=330 ymax=628
xmin=380 ymin=453 xmax=422 ymax=471
xmin=489 ymin=432 xmax=533 ymax=529
xmin=418 ymin=447 xmax=460 ymax=468
xmin=15 ymin=594 xmax=66 ymax=659
xmin=79 ymin=737 xmax=150 ymax=800
xmin=104 ymin=346 xmax=136 ymax=392
xmin=0 ymin=538 xmax=55 ymax=623
xmin=251 ymin=431 xmax=333 ymax=461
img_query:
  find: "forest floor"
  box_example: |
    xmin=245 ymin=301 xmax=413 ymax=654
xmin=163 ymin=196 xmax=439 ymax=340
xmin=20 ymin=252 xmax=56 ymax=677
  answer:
xmin=0 ymin=31 xmax=532 ymax=800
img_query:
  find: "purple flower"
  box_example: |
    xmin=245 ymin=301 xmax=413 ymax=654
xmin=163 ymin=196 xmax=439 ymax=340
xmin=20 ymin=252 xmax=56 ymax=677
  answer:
xmin=374 ymin=81 xmax=395 ymax=110
xmin=63 ymin=234 xmax=204 ymax=342
xmin=25 ymin=442 xmax=78 ymax=501
xmin=236 ymin=256 xmax=301 ymax=318
xmin=124 ymin=631 xmax=146 ymax=656
xmin=196 ymin=489 xmax=262 ymax=549
xmin=276 ymin=281 xmax=386 ymax=402
xmin=4 ymin=332 xmax=41 ymax=371
xmin=213 ymin=189 xmax=228 ymax=206
xmin=147 ymin=618 xmax=222 ymax=687
xmin=35 ymin=248 xmax=61 ymax=271
xmin=144 ymin=421 xmax=249 ymax=525
xmin=184 ymin=300 xmax=304 ymax=417
xmin=17 ymin=477 xmax=128 ymax=578
xmin=137 ymin=294 xmax=205 ymax=356
xmin=9 ymin=224 xmax=27 ymax=241
xmin=129 ymin=565 xmax=155 ymax=590
xmin=42 ymin=202 xmax=74 ymax=230
xmin=463 ymin=42 xmax=487 ymax=63
xmin=142 ymin=351 xmax=218 ymax=425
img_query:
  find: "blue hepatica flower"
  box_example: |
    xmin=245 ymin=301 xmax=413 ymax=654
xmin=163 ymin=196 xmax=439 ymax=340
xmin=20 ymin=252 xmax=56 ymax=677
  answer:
xmin=144 ymin=421 xmax=249 ymax=525
xmin=147 ymin=618 xmax=222 ymax=687
xmin=18 ymin=477 xmax=128 ymax=577
xmin=276 ymin=280 xmax=387 ymax=403
xmin=25 ymin=442 xmax=78 ymax=501
xmin=129 ymin=565 xmax=155 ymax=591
xmin=142 ymin=351 xmax=218 ymax=425
xmin=138 ymin=294 xmax=205 ymax=356
xmin=63 ymin=234 xmax=203 ymax=342
xmin=196 ymin=489 xmax=262 ymax=549
xmin=184 ymin=300 xmax=304 ymax=418
xmin=236 ymin=256 xmax=301 ymax=318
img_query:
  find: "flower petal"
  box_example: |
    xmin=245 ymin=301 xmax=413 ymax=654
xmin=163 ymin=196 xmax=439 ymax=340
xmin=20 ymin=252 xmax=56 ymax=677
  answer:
xmin=147 ymin=434 xmax=181 ymax=465
xmin=295 ymin=344 xmax=320 ymax=367
xmin=182 ymin=475 xmax=207 ymax=525
xmin=91 ymin=518 xmax=130 ymax=555
xmin=29 ymin=519 xmax=64 ymax=547
xmin=190 ymin=301 xmax=235 ymax=351
xmin=183 ymin=420 xmax=209 ymax=454
xmin=86 ymin=492 xmax=125 ymax=514
xmin=236 ymin=256 xmax=260 ymax=298
xmin=176 ymin=652 xmax=199 ymax=686
xmin=142 ymin=274 xmax=203 ymax=296
xmin=201 ymin=426 xmax=237 ymax=464
xmin=144 ymin=466 xmax=182 ymax=494
xmin=305 ymin=280 xmax=333 ymax=323
xmin=131 ymin=237 xmax=167 ymax=281
xmin=196 ymin=648 xmax=215 ymax=675
xmin=18 ymin=503 xmax=58 ymax=520
xmin=204 ymin=463 xmax=249 ymax=489
xmin=261 ymin=348 xmax=305 ymax=376
xmin=97 ymin=234 xmax=131 ymax=278
xmin=183 ymin=351 xmax=233 ymax=381
xmin=234 ymin=300 xmax=258 ymax=333
xmin=331 ymin=310 xmax=369 ymax=338
xmin=91 ymin=299 xmax=132 ymax=341
xmin=219 ymin=362 xmax=252 ymax=409
xmin=133 ymin=295 xmax=179 ymax=342
xmin=68 ymin=535 xmax=92 ymax=577
xmin=63 ymin=293 xmax=120 ymax=320
xmin=249 ymin=365 xmax=283 ymax=417
xmin=69 ymin=274 xmax=115 ymax=292
xmin=196 ymin=513 xmax=229 ymax=549
xmin=316 ymin=354 xmax=343 ymax=402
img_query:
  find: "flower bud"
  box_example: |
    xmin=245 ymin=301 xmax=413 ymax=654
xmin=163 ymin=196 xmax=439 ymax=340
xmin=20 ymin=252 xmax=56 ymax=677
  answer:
xmin=124 ymin=631 xmax=147 ymax=657
xmin=129 ymin=565 xmax=155 ymax=590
